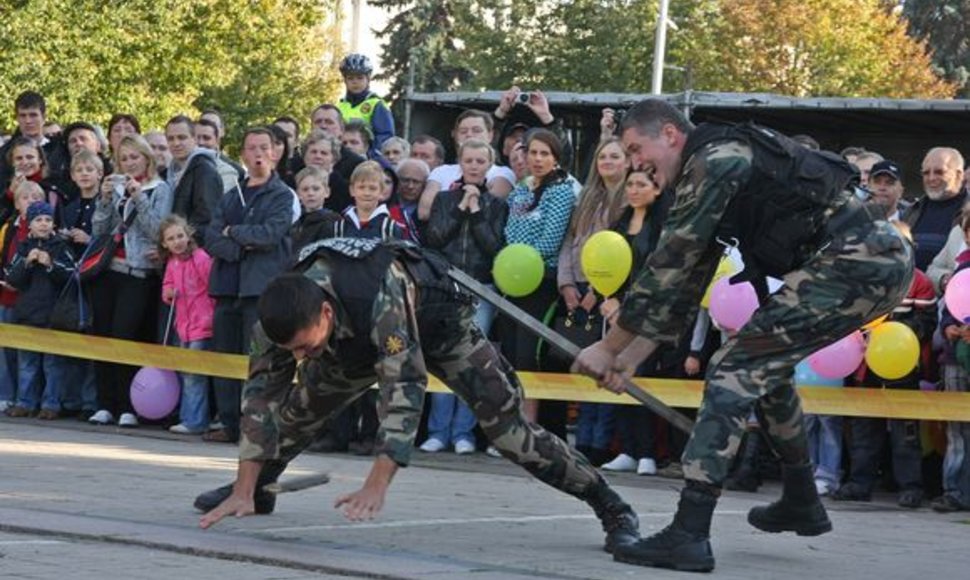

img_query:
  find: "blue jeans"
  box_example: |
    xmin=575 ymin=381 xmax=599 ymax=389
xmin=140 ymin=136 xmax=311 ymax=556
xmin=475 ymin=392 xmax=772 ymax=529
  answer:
xmin=16 ymin=349 xmax=66 ymax=411
xmin=943 ymin=364 xmax=970 ymax=505
xmin=426 ymin=289 xmax=496 ymax=446
xmin=0 ymin=306 xmax=16 ymax=403
xmin=177 ymin=338 xmax=211 ymax=431
xmin=805 ymin=414 xmax=843 ymax=486
xmin=576 ymin=403 xmax=616 ymax=450
xmin=60 ymin=357 xmax=98 ymax=412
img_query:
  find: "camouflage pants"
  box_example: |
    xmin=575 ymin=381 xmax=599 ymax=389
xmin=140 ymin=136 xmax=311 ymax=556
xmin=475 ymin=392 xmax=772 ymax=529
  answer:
xmin=268 ymin=300 xmax=604 ymax=499
xmin=682 ymin=218 xmax=914 ymax=486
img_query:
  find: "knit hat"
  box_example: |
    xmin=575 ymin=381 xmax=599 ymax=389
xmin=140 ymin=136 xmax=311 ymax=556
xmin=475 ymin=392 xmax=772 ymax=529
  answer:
xmin=27 ymin=201 xmax=54 ymax=224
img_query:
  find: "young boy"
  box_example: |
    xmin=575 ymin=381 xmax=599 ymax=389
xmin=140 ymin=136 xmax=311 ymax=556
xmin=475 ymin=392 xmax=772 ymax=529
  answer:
xmin=337 ymin=161 xmax=404 ymax=241
xmin=0 ymin=182 xmax=47 ymax=412
xmin=3 ymin=200 xmax=75 ymax=419
xmin=290 ymin=166 xmax=339 ymax=254
xmin=337 ymin=53 xmax=394 ymax=157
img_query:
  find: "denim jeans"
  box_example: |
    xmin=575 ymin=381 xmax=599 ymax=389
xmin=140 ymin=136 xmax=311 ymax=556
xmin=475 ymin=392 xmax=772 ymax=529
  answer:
xmin=943 ymin=364 xmax=970 ymax=505
xmin=425 ymin=289 xmax=496 ymax=446
xmin=805 ymin=414 xmax=843 ymax=486
xmin=575 ymin=403 xmax=617 ymax=449
xmin=60 ymin=357 xmax=98 ymax=412
xmin=845 ymin=416 xmax=923 ymax=492
xmin=176 ymin=338 xmax=211 ymax=431
xmin=16 ymin=350 xmax=66 ymax=411
xmin=0 ymin=306 xmax=16 ymax=403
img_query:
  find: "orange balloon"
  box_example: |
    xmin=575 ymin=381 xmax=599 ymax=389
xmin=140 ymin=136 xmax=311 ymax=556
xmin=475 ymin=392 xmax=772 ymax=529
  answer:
xmin=861 ymin=315 xmax=888 ymax=331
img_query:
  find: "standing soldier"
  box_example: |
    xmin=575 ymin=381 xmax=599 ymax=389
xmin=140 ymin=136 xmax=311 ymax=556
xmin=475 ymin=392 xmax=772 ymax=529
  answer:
xmin=573 ymin=99 xmax=913 ymax=572
xmin=195 ymin=238 xmax=640 ymax=556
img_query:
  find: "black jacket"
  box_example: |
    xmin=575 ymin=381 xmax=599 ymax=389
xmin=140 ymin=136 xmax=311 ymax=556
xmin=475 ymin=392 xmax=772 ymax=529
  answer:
xmin=290 ymin=208 xmax=340 ymax=256
xmin=166 ymin=151 xmax=224 ymax=244
xmin=5 ymin=235 xmax=75 ymax=327
xmin=423 ymin=184 xmax=508 ymax=283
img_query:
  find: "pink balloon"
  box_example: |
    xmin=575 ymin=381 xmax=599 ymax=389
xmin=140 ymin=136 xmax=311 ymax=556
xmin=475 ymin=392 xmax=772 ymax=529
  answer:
xmin=945 ymin=269 xmax=970 ymax=324
xmin=130 ymin=367 xmax=181 ymax=420
xmin=709 ymin=277 xmax=759 ymax=332
xmin=808 ymin=331 xmax=866 ymax=379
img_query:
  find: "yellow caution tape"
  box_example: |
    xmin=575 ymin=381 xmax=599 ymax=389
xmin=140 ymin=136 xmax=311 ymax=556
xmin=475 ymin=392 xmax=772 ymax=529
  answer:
xmin=2 ymin=323 xmax=969 ymax=421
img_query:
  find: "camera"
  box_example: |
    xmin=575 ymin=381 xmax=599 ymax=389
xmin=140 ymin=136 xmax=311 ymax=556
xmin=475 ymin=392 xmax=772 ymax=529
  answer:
xmin=516 ymin=92 xmax=531 ymax=105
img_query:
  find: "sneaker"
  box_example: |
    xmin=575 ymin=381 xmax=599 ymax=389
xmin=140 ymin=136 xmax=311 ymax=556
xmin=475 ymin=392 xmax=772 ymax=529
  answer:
xmin=898 ymin=489 xmax=924 ymax=509
xmin=931 ymin=494 xmax=968 ymax=513
xmin=485 ymin=445 xmax=502 ymax=458
xmin=88 ymin=409 xmax=114 ymax=425
xmin=601 ymin=453 xmax=637 ymax=472
xmin=454 ymin=440 xmax=476 ymax=455
xmin=419 ymin=438 xmax=446 ymax=453
xmin=637 ymin=457 xmax=658 ymax=476
xmin=0 ymin=400 xmax=11 ymax=413
xmin=815 ymin=479 xmax=835 ymax=497
xmin=208 ymin=420 xmax=224 ymax=431
xmin=169 ymin=423 xmax=203 ymax=435
xmin=118 ymin=412 xmax=139 ymax=428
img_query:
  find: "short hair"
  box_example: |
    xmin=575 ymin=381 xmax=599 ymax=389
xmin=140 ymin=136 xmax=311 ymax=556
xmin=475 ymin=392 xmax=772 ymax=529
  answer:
xmin=381 ymin=136 xmax=410 ymax=157
xmin=13 ymin=181 xmax=46 ymax=212
xmin=274 ymin=115 xmax=301 ymax=139
xmin=165 ymin=114 xmax=195 ymax=133
xmin=620 ymin=98 xmax=694 ymax=137
xmin=258 ymin=273 xmax=328 ymax=345
xmin=196 ymin=117 xmax=221 ymax=138
xmin=350 ymin=160 xmax=384 ymax=184
xmin=458 ymin=137 xmax=495 ymax=164
xmin=311 ymin=103 xmax=344 ymax=129
xmin=344 ymin=120 xmax=373 ymax=146
xmin=70 ymin=149 xmax=104 ymax=173
xmin=15 ymin=91 xmax=46 ymax=115
xmin=108 ymin=113 xmax=141 ymax=136
xmin=411 ymin=134 xmax=445 ymax=162
xmin=396 ymin=157 xmax=430 ymax=179
xmin=302 ymin=129 xmax=342 ymax=163
xmin=295 ymin=165 xmax=330 ymax=189
xmin=840 ymin=146 xmax=867 ymax=159
xmin=855 ymin=151 xmax=884 ymax=165
xmin=454 ymin=109 xmax=494 ymax=133
xmin=242 ymin=126 xmax=275 ymax=149
xmin=115 ymin=134 xmax=158 ymax=177
xmin=6 ymin=136 xmax=46 ymax=169
xmin=791 ymin=134 xmax=819 ymax=151
xmin=157 ymin=214 xmax=197 ymax=260
xmin=200 ymin=109 xmax=225 ymax=132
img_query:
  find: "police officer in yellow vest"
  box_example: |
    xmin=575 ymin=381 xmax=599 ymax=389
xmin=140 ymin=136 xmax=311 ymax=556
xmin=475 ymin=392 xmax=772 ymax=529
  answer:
xmin=338 ymin=54 xmax=395 ymax=159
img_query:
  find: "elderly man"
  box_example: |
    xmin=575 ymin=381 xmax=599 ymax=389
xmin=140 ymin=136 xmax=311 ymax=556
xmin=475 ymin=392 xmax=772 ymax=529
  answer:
xmin=868 ymin=160 xmax=905 ymax=221
xmin=903 ymin=147 xmax=967 ymax=271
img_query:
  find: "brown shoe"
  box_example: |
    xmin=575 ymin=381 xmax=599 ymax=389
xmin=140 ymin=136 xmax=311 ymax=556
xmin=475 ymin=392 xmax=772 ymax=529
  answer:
xmin=37 ymin=409 xmax=59 ymax=420
xmin=5 ymin=405 xmax=31 ymax=418
xmin=202 ymin=428 xmax=234 ymax=443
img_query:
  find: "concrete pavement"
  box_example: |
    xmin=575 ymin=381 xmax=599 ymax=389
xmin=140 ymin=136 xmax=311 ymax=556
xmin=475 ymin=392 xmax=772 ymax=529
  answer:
xmin=1 ymin=418 xmax=968 ymax=579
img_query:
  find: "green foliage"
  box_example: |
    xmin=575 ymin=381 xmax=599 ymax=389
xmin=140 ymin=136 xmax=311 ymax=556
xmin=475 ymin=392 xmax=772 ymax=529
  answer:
xmin=903 ymin=0 xmax=970 ymax=97
xmin=0 ymin=0 xmax=343 ymax=147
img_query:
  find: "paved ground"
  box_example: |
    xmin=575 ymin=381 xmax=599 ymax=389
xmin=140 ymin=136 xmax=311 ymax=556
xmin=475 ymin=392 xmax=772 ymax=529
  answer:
xmin=1 ymin=417 xmax=968 ymax=579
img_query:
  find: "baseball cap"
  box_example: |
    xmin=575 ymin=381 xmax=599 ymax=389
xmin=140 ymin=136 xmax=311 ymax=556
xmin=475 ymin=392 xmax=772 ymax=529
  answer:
xmin=870 ymin=160 xmax=902 ymax=181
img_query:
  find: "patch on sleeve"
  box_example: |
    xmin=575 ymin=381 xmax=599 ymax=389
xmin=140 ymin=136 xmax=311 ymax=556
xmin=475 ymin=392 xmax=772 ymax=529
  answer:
xmin=383 ymin=331 xmax=408 ymax=356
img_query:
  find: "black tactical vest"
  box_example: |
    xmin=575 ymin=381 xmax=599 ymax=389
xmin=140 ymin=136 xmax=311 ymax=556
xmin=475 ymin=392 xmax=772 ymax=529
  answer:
xmin=681 ymin=122 xmax=859 ymax=283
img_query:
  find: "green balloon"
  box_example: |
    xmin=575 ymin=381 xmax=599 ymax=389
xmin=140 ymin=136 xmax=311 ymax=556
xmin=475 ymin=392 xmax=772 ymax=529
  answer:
xmin=493 ymin=244 xmax=544 ymax=297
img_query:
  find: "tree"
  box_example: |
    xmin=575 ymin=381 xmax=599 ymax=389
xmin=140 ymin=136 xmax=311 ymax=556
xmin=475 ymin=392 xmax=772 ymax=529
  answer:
xmin=903 ymin=0 xmax=970 ymax=97
xmin=0 ymin=0 xmax=344 ymax=147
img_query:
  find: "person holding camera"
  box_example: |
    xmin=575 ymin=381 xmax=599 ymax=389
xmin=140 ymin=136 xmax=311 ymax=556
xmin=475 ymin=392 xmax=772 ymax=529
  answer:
xmin=493 ymin=87 xmax=572 ymax=169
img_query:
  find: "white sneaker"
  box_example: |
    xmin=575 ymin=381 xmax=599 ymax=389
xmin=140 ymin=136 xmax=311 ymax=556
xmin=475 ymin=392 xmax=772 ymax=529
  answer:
xmin=118 ymin=412 xmax=139 ymax=428
xmin=88 ymin=409 xmax=114 ymax=425
xmin=454 ymin=440 xmax=476 ymax=455
xmin=419 ymin=438 xmax=446 ymax=453
xmin=0 ymin=400 xmax=11 ymax=413
xmin=601 ymin=453 xmax=637 ymax=472
xmin=485 ymin=445 xmax=502 ymax=458
xmin=208 ymin=421 xmax=224 ymax=431
xmin=169 ymin=423 xmax=202 ymax=435
xmin=637 ymin=457 xmax=658 ymax=476
xmin=815 ymin=479 xmax=834 ymax=497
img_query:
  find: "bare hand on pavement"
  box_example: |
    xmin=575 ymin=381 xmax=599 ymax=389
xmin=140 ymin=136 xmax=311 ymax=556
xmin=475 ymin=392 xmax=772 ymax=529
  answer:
xmin=199 ymin=493 xmax=255 ymax=529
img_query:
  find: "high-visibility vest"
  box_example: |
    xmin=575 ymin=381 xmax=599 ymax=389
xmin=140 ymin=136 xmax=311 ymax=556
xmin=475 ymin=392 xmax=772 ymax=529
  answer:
xmin=337 ymin=94 xmax=386 ymax=125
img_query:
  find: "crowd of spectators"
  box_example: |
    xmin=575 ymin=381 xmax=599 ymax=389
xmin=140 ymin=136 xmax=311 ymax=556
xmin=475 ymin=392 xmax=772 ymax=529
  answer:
xmin=1 ymin=52 xmax=969 ymax=514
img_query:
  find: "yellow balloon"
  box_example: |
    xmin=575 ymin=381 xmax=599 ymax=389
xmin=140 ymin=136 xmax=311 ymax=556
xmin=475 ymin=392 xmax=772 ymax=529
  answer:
xmin=701 ymin=257 xmax=737 ymax=309
xmin=581 ymin=231 xmax=633 ymax=297
xmin=864 ymin=321 xmax=920 ymax=380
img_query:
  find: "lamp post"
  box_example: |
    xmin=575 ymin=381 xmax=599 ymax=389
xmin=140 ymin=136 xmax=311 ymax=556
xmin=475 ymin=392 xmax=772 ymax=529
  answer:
xmin=651 ymin=0 xmax=671 ymax=95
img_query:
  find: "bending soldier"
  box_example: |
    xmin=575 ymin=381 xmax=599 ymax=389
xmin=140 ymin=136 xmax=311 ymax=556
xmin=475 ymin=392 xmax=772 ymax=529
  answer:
xmin=573 ymin=99 xmax=913 ymax=572
xmin=196 ymin=238 xmax=639 ymax=555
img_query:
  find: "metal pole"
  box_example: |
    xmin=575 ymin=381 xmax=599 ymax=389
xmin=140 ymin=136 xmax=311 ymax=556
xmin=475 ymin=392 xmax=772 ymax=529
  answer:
xmin=350 ymin=0 xmax=362 ymax=52
xmin=403 ymin=51 xmax=415 ymax=139
xmin=651 ymin=0 xmax=670 ymax=95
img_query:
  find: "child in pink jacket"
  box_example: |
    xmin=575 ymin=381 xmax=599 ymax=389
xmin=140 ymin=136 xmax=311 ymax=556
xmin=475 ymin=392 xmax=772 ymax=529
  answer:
xmin=159 ymin=215 xmax=215 ymax=434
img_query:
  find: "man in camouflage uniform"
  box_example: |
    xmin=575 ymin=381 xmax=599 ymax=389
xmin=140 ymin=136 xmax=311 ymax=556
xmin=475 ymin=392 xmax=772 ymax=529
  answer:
xmin=573 ymin=99 xmax=913 ymax=573
xmin=196 ymin=237 xmax=639 ymax=554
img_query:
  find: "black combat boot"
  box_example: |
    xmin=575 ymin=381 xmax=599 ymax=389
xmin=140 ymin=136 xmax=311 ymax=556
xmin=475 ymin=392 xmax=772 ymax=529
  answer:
xmin=747 ymin=463 xmax=832 ymax=536
xmin=613 ymin=484 xmax=717 ymax=572
xmin=582 ymin=480 xmax=640 ymax=553
xmin=193 ymin=461 xmax=287 ymax=514
xmin=723 ymin=430 xmax=762 ymax=492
